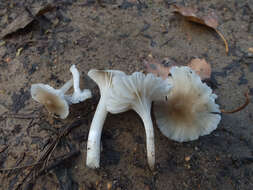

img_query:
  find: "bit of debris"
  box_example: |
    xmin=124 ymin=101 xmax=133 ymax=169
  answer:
xmin=188 ymin=58 xmax=211 ymax=80
xmin=248 ymin=48 xmax=253 ymax=54
xmin=16 ymin=48 xmax=23 ymax=57
xmin=221 ymin=90 xmax=250 ymax=113
xmin=185 ymin=156 xmax=191 ymax=162
xmin=5 ymin=57 xmax=11 ymax=63
xmin=107 ymin=182 xmax=112 ymax=190
xmin=173 ymin=4 xmax=229 ymax=54
xmin=0 ymin=41 xmax=6 ymax=47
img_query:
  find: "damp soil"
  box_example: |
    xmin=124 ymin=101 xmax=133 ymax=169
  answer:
xmin=0 ymin=0 xmax=253 ymax=190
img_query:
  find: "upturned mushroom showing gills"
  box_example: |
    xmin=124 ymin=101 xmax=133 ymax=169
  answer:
xmin=154 ymin=66 xmax=221 ymax=142
xmin=31 ymin=65 xmax=92 ymax=119
xmin=86 ymin=69 xmax=126 ymax=168
xmin=106 ymin=72 xmax=172 ymax=170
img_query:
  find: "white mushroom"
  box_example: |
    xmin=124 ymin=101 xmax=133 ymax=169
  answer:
xmin=154 ymin=66 xmax=221 ymax=142
xmin=86 ymin=69 xmax=126 ymax=168
xmin=31 ymin=80 xmax=73 ymax=119
xmin=31 ymin=65 xmax=91 ymax=119
xmin=106 ymin=72 xmax=172 ymax=170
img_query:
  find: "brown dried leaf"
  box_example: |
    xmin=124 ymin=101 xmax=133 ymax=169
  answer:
xmin=173 ymin=4 xmax=218 ymax=28
xmin=173 ymin=4 xmax=228 ymax=54
xmin=188 ymin=58 xmax=211 ymax=80
xmin=0 ymin=4 xmax=55 ymax=39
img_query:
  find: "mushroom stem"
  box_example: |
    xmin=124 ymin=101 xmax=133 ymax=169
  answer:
xmin=141 ymin=110 xmax=155 ymax=170
xmin=86 ymin=98 xmax=108 ymax=168
xmin=59 ymin=79 xmax=73 ymax=94
xmin=70 ymin=65 xmax=81 ymax=94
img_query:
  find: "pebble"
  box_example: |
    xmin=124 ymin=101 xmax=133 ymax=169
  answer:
xmin=185 ymin=156 xmax=191 ymax=162
xmin=107 ymin=182 xmax=112 ymax=190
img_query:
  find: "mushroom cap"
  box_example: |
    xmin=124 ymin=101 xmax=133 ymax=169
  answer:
xmin=88 ymin=69 xmax=126 ymax=95
xmin=106 ymin=72 xmax=172 ymax=115
xmin=31 ymin=84 xmax=69 ymax=119
xmin=154 ymin=66 xmax=221 ymax=142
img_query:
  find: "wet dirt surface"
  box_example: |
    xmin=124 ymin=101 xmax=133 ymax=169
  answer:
xmin=0 ymin=0 xmax=253 ymax=189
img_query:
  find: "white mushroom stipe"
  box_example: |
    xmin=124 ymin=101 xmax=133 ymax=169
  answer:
xmin=65 ymin=65 xmax=92 ymax=104
xmin=106 ymin=72 xmax=172 ymax=170
xmin=31 ymin=65 xmax=92 ymax=119
xmin=154 ymin=66 xmax=221 ymax=142
xmin=86 ymin=69 xmax=126 ymax=168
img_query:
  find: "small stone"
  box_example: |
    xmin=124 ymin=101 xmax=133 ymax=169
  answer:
xmin=107 ymin=182 xmax=112 ymax=190
xmin=185 ymin=156 xmax=191 ymax=162
xmin=5 ymin=57 xmax=11 ymax=63
xmin=248 ymin=47 xmax=253 ymax=54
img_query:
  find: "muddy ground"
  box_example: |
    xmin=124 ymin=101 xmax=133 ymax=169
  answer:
xmin=0 ymin=0 xmax=253 ymax=189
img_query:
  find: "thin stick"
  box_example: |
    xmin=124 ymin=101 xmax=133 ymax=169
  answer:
xmin=0 ymin=151 xmax=80 ymax=171
xmin=221 ymin=90 xmax=250 ymax=114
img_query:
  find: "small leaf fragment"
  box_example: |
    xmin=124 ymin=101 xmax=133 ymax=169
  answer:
xmin=185 ymin=156 xmax=191 ymax=162
xmin=188 ymin=58 xmax=211 ymax=80
xmin=144 ymin=54 xmax=175 ymax=80
xmin=248 ymin=47 xmax=253 ymax=54
xmin=16 ymin=47 xmax=23 ymax=57
xmin=0 ymin=41 xmax=6 ymax=47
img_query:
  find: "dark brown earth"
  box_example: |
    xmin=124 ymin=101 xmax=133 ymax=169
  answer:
xmin=0 ymin=0 xmax=253 ymax=189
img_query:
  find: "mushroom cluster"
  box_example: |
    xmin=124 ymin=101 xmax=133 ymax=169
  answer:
xmin=31 ymin=65 xmax=92 ymax=119
xmin=31 ymin=65 xmax=221 ymax=170
xmin=86 ymin=71 xmax=172 ymax=169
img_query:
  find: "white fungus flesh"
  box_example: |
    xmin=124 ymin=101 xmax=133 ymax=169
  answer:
xmin=86 ymin=69 xmax=126 ymax=169
xmin=154 ymin=66 xmax=221 ymax=142
xmin=65 ymin=65 xmax=92 ymax=104
xmin=106 ymin=72 xmax=172 ymax=170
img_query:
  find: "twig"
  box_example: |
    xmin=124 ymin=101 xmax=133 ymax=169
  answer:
xmin=1 ymin=114 xmax=40 ymax=119
xmin=0 ymin=145 xmax=8 ymax=154
xmin=221 ymin=90 xmax=250 ymax=114
xmin=214 ymin=29 xmax=229 ymax=54
xmin=0 ymin=151 xmax=80 ymax=171
xmin=14 ymin=107 xmax=95 ymax=190
xmin=34 ymin=150 xmax=80 ymax=177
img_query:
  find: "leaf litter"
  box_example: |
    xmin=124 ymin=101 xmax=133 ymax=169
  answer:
xmin=172 ymin=4 xmax=229 ymax=54
xmin=144 ymin=54 xmax=211 ymax=80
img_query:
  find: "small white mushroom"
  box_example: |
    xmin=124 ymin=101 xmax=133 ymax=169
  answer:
xmin=31 ymin=80 xmax=72 ymax=119
xmin=31 ymin=65 xmax=91 ymax=119
xmin=86 ymin=69 xmax=126 ymax=168
xmin=154 ymin=66 xmax=221 ymax=142
xmin=106 ymin=72 xmax=172 ymax=170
